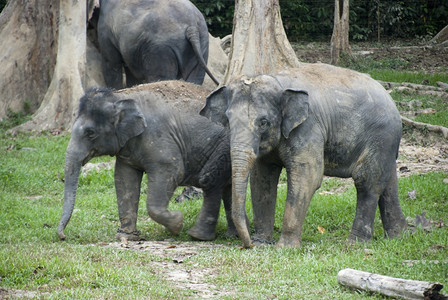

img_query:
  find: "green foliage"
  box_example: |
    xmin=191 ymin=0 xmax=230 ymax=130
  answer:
xmin=190 ymin=0 xmax=234 ymax=37
xmin=0 ymin=110 xmax=31 ymax=133
xmin=392 ymin=89 xmax=448 ymax=128
xmin=190 ymin=0 xmax=448 ymax=41
xmin=0 ymin=0 xmax=6 ymax=12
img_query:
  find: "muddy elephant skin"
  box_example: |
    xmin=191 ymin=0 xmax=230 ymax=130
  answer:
xmin=96 ymin=0 xmax=219 ymax=89
xmin=201 ymin=63 xmax=408 ymax=248
xmin=58 ymin=81 xmax=234 ymax=242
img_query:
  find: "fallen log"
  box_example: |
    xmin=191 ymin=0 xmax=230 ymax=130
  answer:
xmin=437 ymin=82 xmax=448 ymax=89
xmin=401 ymin=116 xmax=448 ymax=139
xmin=337 ymin=268 xmax=447 ymax=300
xmin=392 ymin=87 xmax=447 ymax=98
xmin=379 ymin=81 xmax=448 ymax=92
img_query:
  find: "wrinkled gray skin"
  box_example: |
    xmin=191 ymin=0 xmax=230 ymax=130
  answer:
xmin=201 ymin=64 xmax=408 ymax=248
xmin=96 ymin=0 xmax=219 ymax=89
xmin=58 ymin=83 xmax=234 ymax=242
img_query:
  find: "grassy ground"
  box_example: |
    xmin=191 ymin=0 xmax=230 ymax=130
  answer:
xmin=1 ymin=66 xmax=447 ymax=298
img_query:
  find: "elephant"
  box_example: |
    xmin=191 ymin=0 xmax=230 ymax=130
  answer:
xmin=57 ymin=81 xmax=235 ymax=242
xmin=201 ymin=63 xmax=409 ymax=248
xmin=95 ymin=0 xmax=219 ymax=89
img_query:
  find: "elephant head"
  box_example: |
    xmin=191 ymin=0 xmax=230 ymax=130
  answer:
xmin=200 ymin=76 xmax=309 ymax=248
xmin=57 ymin=87 xmax=147 ymax=240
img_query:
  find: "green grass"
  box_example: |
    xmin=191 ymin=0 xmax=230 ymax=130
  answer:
xmin=0 ymin=122 xmax=447 ymax=298
xmin=392 ymin=90 xmax=448 ymax=129
xmin=339 ymin=52 xmax=448 ymax=86
xmin=1 ymin=61 xmax=447 ymax=298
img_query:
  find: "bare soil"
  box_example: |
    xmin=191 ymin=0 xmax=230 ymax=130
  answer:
xmin=103 ymin=239 xmax=232 ymax=298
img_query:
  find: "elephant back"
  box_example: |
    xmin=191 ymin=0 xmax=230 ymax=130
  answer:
xmin=114 ymin=80 xmax=210 ymax=115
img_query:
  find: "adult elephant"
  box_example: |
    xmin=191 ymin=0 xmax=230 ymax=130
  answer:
xmin=96 ymin=0 xmax=219 ymax=89
xmin=201 ymin=64 xmax=408 ymax=248
xmin=57 ymin=81 xmax=234 ymax=242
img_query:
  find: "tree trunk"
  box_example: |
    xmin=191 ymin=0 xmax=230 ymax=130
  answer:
xmin=11 ymin=0 xmax=87 ymax=133
xmin=0 ymin=0 xmax=59 ymax=120
xmin=223 ymin=0 xmax=300 ymax=84
xmin=330 ymin=0 xmax=351 ymax=65
xmin=430 ymin=24 xmax=448 ymax=44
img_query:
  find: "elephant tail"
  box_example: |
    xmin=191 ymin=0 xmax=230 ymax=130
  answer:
xmin=185 ymin=26 xmax=220 ymax=86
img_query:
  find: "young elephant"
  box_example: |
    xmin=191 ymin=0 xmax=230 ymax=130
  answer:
xmin=57 ymin=81 xmax=234 ymax=241
xmin=201 ymin=64 xmax=408 ymax=248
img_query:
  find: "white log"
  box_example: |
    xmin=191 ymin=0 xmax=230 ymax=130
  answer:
xmin=337 ymin=268 xmax=446 ymax=300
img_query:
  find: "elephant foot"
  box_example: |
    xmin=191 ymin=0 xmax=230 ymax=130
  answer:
xmin=188 ymin=226 xmax=216 ymax=241
xmin=188 ymin=217 xmax=217 ymax=241
xmin=164 ymin=211 xmax=184 ymax=235
xmin=385 ymin=221 xmax=409 ymax=239
xmin=276 ymin=235 xmax=301 ymax=248
xmin=225 ymin=227 xmax=238 ymax=238
xmin=252 ymin=235 xmax=274 ymax=247
xmin=347 ymin=231 xmax=372 ymax=243
xmin=148 ymin=209 xmax=184 ymax=235
xmin=115 ymin=229 xmax=141 ymax=241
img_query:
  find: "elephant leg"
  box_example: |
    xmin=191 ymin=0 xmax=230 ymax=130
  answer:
xmin=138 ymin=46 xmax=179 ymax=83
xmin=349 ymin=182 xmax=380 ymax=242
xmin=250 ymin=161 xmax=282 ymax=245
xmin=183 ymin=60 xmax=206 ymax=85
xmin=187 ymin=188 xmax=221 ymax=241
xmin=378 ymin=163 xmax=408 ymax=239
xmin=114 ymin=159 xmax=143 ymax=241
xmin=124 ymin=67 xmax=140 ymax=88
xmin=222 ymin=184 xmax=238 ymax=237
xmin=277 ymin=155 xmax=323 ymax=248
xmin=99 ymin=38 xmax=124 ymax=89
xmin=146 ymin=173 xmax=183 ymax=235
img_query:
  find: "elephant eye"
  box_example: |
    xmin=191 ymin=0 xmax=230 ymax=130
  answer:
xmin=258 ymin=118 xmax=270 ymax=131
xmin=85 ymin=128 xmax=96 ymax=140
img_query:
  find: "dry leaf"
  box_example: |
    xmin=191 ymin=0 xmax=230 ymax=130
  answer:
xmin=318 ymin=226 xmax=325 ymax=234
xmin=166 ymin=245 xmax=177 ymax=249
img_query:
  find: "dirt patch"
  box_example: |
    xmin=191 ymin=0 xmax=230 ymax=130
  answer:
xmin=0 ymin=288 xmax=42 ymax=299
xmin=103 ymin=240 xmax=232 ymax=298
xmin=398 ymin=139 xmax=448 ymax=176
xmin=294 ymin=43 xmax=448 ymax=74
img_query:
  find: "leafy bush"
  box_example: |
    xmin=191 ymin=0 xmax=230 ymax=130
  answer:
xmin=191 ymin=0 xmax=448 ymax=41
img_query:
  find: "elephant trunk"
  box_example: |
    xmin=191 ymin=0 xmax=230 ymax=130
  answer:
xmin=230 ymin=145 xmax=256 ymax=249
xmin=57 ymin=139 xmax=89 ymax=240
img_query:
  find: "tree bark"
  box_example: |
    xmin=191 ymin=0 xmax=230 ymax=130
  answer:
xmin=223 ymin=0 xmax=300 ymax=84
xmin=10 ymin=0 xmax=87 ymax=133
xmin=430 ymin=24 xmax=448 ymax=44
xmin=337 ymin=268 xmax=447 ymax=300
xmin=330 ymin=0 xmax=351 ymax=65
xmin=0 ymin=0 xmax=59 ymax=120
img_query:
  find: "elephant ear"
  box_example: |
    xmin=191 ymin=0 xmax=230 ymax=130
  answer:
xmin=200 ymin=86 xmax=229 ymax=127
xmin=114 ymin=99 xmax=147 ymax=147
xmin=281 ymin=89 xmax=309 ymax=139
